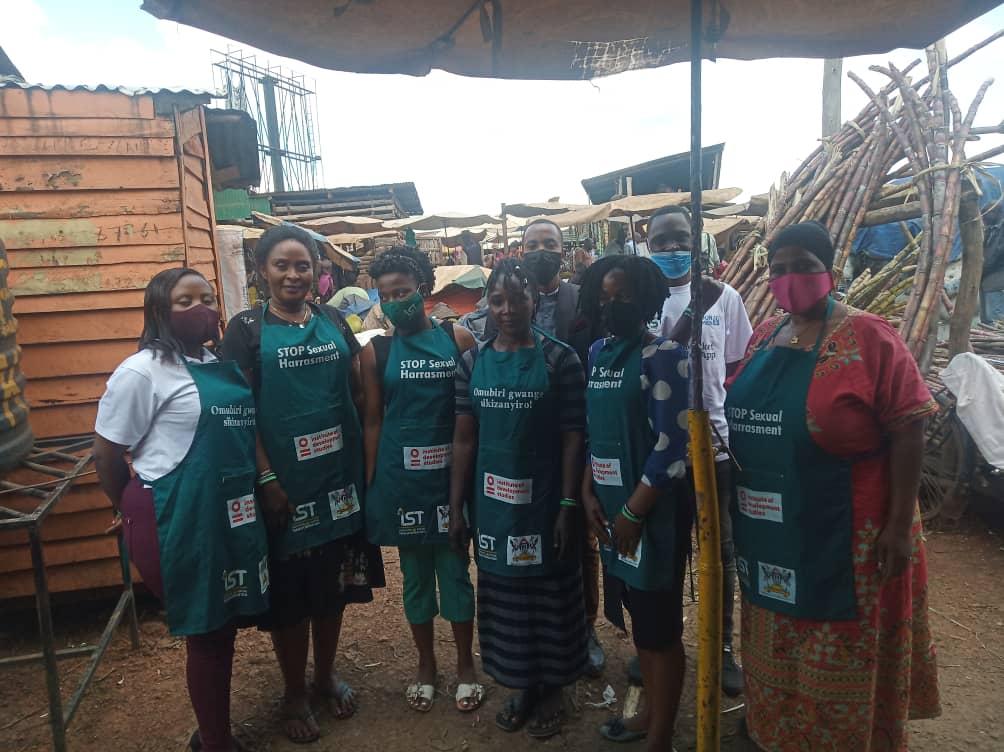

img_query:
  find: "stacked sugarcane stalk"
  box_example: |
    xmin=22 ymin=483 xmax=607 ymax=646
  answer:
xmin=722 ymin=31 xmax=1001 ymax=365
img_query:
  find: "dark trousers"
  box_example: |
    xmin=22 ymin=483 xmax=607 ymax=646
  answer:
xmin=686 ymin=459 xmax=737 ymax=646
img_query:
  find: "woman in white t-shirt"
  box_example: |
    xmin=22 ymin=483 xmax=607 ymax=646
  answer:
xmin=94 ymin=268 xmax=268 ymax=752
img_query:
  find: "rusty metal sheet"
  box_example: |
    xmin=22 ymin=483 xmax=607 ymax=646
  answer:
xmin=16 ymin=309 xmax=144 ymax=344
xmin=5 ymin=244 xmax=213 ymax=270
xmin=0 ymin=116 xmax=175 ymax=139
xmin=0 ymin=189 xmax=182 ymax=220
xmin=11 ymin=289 xmax=145 ymax=314
xmin=0 ymin=535 xmax=120 ymax=575
xmin=0 ymin=87 xmax=155 ymax=119
xmin=0 ymin=135 xmax=174 ymax=157
xmin=0 ymin=557 xmax=134 ymax=600
xmin=24 ymin=402 xmax=99 ymax=440
xmin=0 ymin=156 xmax=180 ymax=191
xmin=24 ymin=374 xmax=109 ymax=406
xmin=8 ymin=260 xmax=206 ymax=295
xmin=19 ymin=340 xmax=136 ymax=379
xmin=0 ymin=215 xmax=185 ymax=250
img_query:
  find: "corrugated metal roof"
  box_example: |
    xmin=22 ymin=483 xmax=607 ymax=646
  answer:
xmin=0 ymin=80 xmax=217 ymax=98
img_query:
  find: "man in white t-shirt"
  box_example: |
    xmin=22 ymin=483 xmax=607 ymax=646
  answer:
xmin=648 ymin=205 xmax=753 ymax=697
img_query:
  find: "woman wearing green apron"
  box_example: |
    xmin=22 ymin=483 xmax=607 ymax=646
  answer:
xmin=725 ymin=222 xmax=939 ymax=751
xmin=95 ymin=268 xmax=268 ymax=752
xmin=359 ymin=247 xmax=483 ymax=714
xmin=222 ymin=225 xmax=385 ymax=744
xmin=449 ymin=258 xmax=588 ymax=739
xmin=578 ymin=255 xmax=692 ymax=751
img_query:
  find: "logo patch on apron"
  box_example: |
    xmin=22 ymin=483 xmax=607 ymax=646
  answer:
xmin=291 ymin=501 xmax=321 ymax=532
xmin=507 ymin=535 xmax=542 ymax=566
xmin=397 ymin=508 xmax=426 ymax=535
xmin=483 ymin=472 xmax=532 ymax=504
xmin=617 ymin=537 xmax=643 ymax=568
xmin=259 ymin=556 xmax=270 ymax=594
xmin=222 ymin=568 xmax=249 ymax=603
xmin=294 ymin=425 xmax=343 ymax=460
xmin=437 ymin=505 xmax=450 ymax=533
xmin=737 ymin=486 xmax=784 ymax=523
xmin=758 ymin=562 xmax=796 ymax=604
xmin=591 ymin=456 xmax=623 ymax=486
xmin=227 ymin=494 xmax=257 ymax=528
xmin=477 ymin=530 xmax=497 ymax=561
xmin=403 ymin=443 xmax=452 ymax=470
xmin=329 ymin=484 xmax=361 ymax=520
xmin=737 ymin=556 xmax=751 ymax=589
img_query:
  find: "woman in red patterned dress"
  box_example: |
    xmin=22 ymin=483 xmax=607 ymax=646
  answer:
xmin=725 ymin=221 xmax=940 ymax=751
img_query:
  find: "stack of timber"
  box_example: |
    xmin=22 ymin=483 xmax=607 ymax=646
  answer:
xmin=0 ymin=83 xmax=218 ymax=600
xmin=723 ymin=31 xmax=1002 ymax=362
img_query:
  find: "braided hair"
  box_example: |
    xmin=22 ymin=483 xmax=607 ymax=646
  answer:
xmin=577 ymin=254 xmax=667 ymax=328
xmin=369 ymin=245 xmax=436 ymax=294
xmin=485 ymin=257 xmax=538 ymax=299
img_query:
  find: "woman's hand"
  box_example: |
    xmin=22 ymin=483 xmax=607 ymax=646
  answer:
xmin=582 ymin=490 xmax=610 ymax=546
xmin=876 ymin=522 xmax=912 ymax=583
xmin=613 ymin=510 xmax=643 ymax=558
xmin=553 ymin=506 xmax=579 ymax=561
xmin=259 ymin=481 xmax=292 ymax=531
xmin=449 ymin=513 xmax=471 ymax=556
xmin=104 ymin=513 xmax=123 ymax=536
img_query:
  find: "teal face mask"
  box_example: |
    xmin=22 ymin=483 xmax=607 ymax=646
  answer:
xmin=382 ymin=291 xmax=425 ymax=328
xmin=651 ymin=251 xmax=693 ymax=280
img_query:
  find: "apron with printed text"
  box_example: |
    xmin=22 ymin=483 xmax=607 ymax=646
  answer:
xmin=149 ymin=358 xmax=269 ymax=636
xmin=259 ymin=302 xmax=364 ymax=559
xmin=724 ymin=299 xmax=856 ymax=620
xmin=366 ymin=324 xmax=457 ymax=546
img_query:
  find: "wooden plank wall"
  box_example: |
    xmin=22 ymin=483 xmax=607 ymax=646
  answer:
xmin=0 ymin=88 xmax=218 ymax=600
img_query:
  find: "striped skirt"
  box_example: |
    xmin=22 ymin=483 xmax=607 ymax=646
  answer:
xmin=476 ymin=567 xmax=589 ymax=689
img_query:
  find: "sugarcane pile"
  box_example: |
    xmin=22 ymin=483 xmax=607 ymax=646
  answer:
xmin=723 ymin=32 xmax=1002 ymax=362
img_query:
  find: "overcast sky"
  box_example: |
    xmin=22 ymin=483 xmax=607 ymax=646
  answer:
xmin=3 ymin=1 xmax=1002 ymax=214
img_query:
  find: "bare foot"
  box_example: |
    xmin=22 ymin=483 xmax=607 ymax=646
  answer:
xmin=281 ymin=696 xmax=321 ymax=743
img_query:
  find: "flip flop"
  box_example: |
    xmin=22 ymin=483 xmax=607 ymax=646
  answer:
xmin=455 ymin=682 xmax=485 ymax=713
xmin=406 ymin=683 xmax=436 ymax=713
xmin=495 ymin=690 xmax=535 ymax=732
xmin=313 ymin=678 xmax=357 ymax=719
xmin=599 ymin=717 xmax=648 ymax=743
xmin=280 ymin=705 xmax=321 ymax=745
xmin=527 ymin=706 xmax=564 ymax=740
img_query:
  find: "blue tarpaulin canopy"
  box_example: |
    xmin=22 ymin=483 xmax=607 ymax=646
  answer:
xmin=852 ymin=164 xmax=1004 ymax=263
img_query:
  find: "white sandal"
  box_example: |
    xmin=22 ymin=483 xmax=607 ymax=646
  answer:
xmin=406 ymin=683 xmax=435 ymax=713
xmin=455 ymin=682 xmax=485 ymax=713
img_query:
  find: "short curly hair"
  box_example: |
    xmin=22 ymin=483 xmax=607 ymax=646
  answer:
xmin=369 ymin=245 xmax=436 ymax=292
xmin=254 ymin=224 xmax=320 ymax=268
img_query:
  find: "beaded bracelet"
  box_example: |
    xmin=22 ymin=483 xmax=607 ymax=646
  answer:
xmin=621 ymin=505 xmax=643 ymax=524
xmin=559 ymin=498 xmax=579 ymax=508
xmin=256 ymin=472 xmax=278 ymax=487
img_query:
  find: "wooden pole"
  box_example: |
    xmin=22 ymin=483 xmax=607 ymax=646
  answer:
xmin=949 ymin=186 xmax=985 ymax=356
xmin=501 ymin=202 xmax=508 ymax=249
xmin=822 ymin=58 xmax=843 ymax=138
xmin=690 ymin=1 xmax=722 ymax=750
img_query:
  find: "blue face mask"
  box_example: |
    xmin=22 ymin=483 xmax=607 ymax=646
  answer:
xmin=651 ymin=252 xmax=692 ymax=280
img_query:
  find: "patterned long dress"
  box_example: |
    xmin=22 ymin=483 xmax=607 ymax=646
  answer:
xmin=732 ymin=309 xmax=940 ymax=752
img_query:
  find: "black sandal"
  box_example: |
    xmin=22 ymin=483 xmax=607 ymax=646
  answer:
xmin=527 ymin=707 xmax=564 ymax=740
xmin=495 ymin=689 xmax=536 ymax=732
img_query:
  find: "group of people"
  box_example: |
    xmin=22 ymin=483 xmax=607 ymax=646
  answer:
xmin=94 ymin=209 xmax=939 ymax=752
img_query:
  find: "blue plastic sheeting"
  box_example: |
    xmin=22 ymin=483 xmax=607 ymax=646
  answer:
xmin=852 ymin=164 xmax=1004 ymax=262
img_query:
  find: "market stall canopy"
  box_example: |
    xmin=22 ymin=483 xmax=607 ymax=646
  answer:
xmin=385 ymin=212 xmax=500 ymax=231
xmin=431 ymin=264 xmax=493 ymax=295
xmin=248 ymin=212 xmax=361 ymax=270
xmin=504 ymin=201 xmax=592 ymax=217
xmin=421 ymin=227 xmax=490 ymax=246
xmin=252 ymin=210 xmax=386 ymax=236
xmin=142 ymin=1 xmax=997 ymax=80
xmin=608 ymin=188 xmax=742 ymax=216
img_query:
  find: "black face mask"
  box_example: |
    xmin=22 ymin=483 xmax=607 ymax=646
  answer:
xmin=602 ymin=300 xmax=645 ymax=338
xmin=522 ymin=251 xmax=562 ymax=285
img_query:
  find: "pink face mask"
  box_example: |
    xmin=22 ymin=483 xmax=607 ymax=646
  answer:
xmin=769 ymin=271 xmax=833 ymax=314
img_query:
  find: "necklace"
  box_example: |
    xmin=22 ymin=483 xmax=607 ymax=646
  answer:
xmin=272 ymin=305 xmax=311 ymax=328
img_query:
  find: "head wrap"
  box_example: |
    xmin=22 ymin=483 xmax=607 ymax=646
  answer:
xmin=767 ymin=221 xmax=835 ymax=270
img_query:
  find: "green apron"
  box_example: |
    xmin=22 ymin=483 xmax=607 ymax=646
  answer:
xmin=259 ymin=302 xmax=364 ymax=558
xmin=148 ymin=358 xmax=269 ymax=636
xmin=586 ymin=335 xmax=679 ymax=591
xmin=366 ymin=324 xmax=457 ymax=546
xmin=470 ymin=332 xmax=563 ymax=577
xmin=724 ymin=299 xmax=856 ymax=620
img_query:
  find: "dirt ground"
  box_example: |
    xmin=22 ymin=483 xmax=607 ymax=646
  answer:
xmin=1 ymin=520 xmax=1002 ymax=752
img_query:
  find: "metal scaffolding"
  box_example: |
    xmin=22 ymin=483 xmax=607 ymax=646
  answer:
xmin=0 ymin=436 xmax=139 ymax=752
xmin=212 ymin=47 xmax=324 ymax=193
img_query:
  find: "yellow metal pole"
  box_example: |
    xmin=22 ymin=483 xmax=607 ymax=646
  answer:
xmin=691 ymin=409 xmax=722 ymax=751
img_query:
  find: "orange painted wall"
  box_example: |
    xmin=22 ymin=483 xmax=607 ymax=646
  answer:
xmin=0 ymin=88 xmax=220 ymax=600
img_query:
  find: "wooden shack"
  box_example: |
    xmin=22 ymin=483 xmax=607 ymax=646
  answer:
xmin=0 ymin=83 xmax=220 ymax=600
